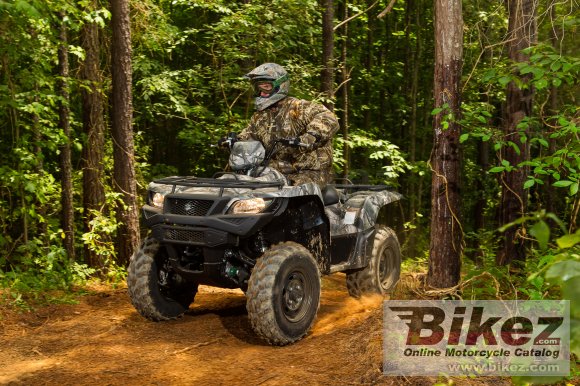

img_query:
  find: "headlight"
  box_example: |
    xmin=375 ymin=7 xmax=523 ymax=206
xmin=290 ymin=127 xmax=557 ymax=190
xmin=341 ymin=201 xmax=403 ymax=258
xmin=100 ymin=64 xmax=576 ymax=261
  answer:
xmin=149 ymin=192 xmax=166 ymax=209
xmin=228 ymin=198 xmax=272 ymax=214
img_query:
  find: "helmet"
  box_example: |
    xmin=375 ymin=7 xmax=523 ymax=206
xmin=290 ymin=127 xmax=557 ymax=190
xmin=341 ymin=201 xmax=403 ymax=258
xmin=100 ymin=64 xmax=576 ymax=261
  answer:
xmin=245 ymin=63 xmax=289 ymax=111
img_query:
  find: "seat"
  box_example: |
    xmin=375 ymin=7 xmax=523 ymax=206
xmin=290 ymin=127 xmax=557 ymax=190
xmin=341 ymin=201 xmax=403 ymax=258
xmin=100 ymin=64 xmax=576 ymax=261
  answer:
xmin=321 ymin=185 xmax=340 ymax=206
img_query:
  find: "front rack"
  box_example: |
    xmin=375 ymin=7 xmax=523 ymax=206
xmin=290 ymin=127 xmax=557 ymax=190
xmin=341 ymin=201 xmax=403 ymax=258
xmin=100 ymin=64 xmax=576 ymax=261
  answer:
xmin=153 ymin=177 xmax=389 ymax=196
xmin=153 ymin=176 xmax=285 ymax=194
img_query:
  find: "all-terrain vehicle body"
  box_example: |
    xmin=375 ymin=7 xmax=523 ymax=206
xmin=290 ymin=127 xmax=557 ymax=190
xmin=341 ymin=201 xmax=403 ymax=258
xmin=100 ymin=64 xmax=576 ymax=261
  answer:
xmin=128 ymin=140 xmax=403 ymax=345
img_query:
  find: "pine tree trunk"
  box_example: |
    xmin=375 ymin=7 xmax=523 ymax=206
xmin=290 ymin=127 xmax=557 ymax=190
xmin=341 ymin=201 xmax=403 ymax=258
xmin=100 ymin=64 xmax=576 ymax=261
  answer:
xmin=58 ymin=11 xmax=75 ymax=261
xmin=320 ymin=0 xmax=335 ymax=111
xmin=362 ymin=0 xmax=374 ymax=131
xmin=340 ymin=2 xmax=349 ymax=180
xmin=496 ymin=0 xmax=536 ymax=266
xmin=111 ymin=0 xmax=140 ymax=266
xmin=81 ymin=0 xmax=107 ymax=269
xmin=545 ymin=4 xmax=559 ymax=218
xmin=32 ymin=86 xmax=48 ymax=240
xmin=407 ymin=0 xmax=422 ymax=257
xmin=427 ymin=0 xmax=463 ymax=288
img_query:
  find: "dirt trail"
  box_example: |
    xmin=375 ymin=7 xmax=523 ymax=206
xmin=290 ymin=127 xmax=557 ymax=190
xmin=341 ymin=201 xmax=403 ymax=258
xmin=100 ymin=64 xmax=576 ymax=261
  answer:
xmin=0 ymin=275 xmax=510 ymax=386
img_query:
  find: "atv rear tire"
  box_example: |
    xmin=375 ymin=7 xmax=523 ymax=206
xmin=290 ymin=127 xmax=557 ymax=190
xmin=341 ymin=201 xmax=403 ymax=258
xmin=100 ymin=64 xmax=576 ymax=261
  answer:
xmin=246 ymin=242 xmax=320 ymax=346
xmin=127 ymin=237 xmax=198 ymax=321
xmin=346 ymin=226 xmax=401 ymax=298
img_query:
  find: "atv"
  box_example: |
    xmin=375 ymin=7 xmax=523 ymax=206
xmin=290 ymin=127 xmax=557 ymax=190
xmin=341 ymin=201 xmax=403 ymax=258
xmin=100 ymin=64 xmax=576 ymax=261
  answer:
xmin=127 ymin=136 xmax=403 ymax=345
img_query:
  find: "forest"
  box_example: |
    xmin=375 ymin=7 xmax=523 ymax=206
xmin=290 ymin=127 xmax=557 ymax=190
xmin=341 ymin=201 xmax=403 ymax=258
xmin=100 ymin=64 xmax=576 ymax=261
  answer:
xmin=0 ymin=0 xmax=579 ymax=382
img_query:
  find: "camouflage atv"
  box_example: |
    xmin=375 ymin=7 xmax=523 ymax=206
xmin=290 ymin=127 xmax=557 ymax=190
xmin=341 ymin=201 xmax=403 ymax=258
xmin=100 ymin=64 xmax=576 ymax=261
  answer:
xmin=127 ymin=138 xmax=403 ymax=346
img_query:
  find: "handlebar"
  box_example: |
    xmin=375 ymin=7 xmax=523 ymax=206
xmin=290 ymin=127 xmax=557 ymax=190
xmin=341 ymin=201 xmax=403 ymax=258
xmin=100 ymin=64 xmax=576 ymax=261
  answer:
xmin=279 ymin=137 xmax=310 ymax=148
xmin=216 ymin=132 xmax=238 ymax=149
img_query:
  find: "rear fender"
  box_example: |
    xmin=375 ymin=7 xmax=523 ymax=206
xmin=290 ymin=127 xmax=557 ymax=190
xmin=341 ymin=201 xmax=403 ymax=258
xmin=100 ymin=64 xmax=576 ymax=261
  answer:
xmin=342 ymin=190 xmax=403 ymax=269
xmin=376 ymin=200 xmax=405 ymax=239
xmin=345 ymin=190 xmax=403 ymax=230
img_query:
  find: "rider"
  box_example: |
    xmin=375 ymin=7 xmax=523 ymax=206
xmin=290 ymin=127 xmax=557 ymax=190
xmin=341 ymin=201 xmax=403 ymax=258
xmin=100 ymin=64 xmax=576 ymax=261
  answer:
xmin=235 ymin=63 xmax=339 ymax=187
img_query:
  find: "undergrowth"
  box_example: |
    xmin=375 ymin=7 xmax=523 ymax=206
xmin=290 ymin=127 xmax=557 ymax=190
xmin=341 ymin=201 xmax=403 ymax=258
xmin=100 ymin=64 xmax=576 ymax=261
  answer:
xmin=0 ymin=257 xmax=127 ymax=311
xmin=401 ymin=218 xmax=580 ymax=386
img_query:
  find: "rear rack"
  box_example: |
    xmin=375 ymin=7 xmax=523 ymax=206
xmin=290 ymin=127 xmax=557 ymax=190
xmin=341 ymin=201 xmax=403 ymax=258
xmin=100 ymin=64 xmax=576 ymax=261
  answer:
xmin=153 ymin=176 xmax=285 ymax=194
xmin=331 ymin=184 xmax=391 ymax=192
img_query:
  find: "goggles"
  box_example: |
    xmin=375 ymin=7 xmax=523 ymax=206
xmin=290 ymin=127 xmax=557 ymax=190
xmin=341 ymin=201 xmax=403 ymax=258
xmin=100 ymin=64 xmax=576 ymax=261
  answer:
xmin=252 ymin=74 xmax=288 ymax=97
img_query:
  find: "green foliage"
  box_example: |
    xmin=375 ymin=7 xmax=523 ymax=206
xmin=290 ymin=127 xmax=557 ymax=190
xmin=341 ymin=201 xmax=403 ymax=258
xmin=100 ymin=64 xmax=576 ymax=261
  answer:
xmin=132 ymin=0 xmax=324 ymax=176
xmin=334 ymin=131 xmax=411 ymax=184
xmin=459 ymin=211 xmax=579 ymax=386
xmin=517 ymin=44 xmax=579 ymax=90
xmin=513 ymin=224 xmax=580 ymax=385
xmin=0 ymin=240 xmax=95 ymax=309
xmin=459 ymin=34 xmax=579 ymax=249
xmin=0 ymin=0 xmax=129 ymax=304
xmin=79 ymin=190 xmax=130 ymax=282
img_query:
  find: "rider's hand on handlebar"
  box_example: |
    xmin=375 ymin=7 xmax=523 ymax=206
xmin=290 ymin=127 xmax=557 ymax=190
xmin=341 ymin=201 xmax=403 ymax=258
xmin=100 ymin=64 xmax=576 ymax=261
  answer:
xmin=217 ymin=132 xmax=238 ymax=148
xmin=217 ymin=136 xmax=229 ymax=148
xmin=280 ymin=137 xmax=302 ymax=148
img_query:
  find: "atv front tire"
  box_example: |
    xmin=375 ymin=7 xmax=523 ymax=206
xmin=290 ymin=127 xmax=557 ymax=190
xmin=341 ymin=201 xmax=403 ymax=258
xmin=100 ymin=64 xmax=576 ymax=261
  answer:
xmin=346 ymin=226 xmax=401 ymax=298
xmin=246 ymin=242 xmax=321 ymax=346
xmin=127 ymin=237 xmax=198 ymax=321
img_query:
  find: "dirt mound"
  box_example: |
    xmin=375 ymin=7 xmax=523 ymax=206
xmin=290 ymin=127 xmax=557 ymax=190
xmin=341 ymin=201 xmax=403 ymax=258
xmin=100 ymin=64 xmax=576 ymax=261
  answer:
xmin=0 ymin=274 xmax=511 ymax=385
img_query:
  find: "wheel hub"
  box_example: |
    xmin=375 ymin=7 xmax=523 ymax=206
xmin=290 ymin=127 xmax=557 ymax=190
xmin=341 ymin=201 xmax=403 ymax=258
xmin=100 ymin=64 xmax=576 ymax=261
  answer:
xmin=157 ymin=255 xmax=181 ymax=299
xmin=284 ymin=276 xmax=305 ymax=311
xmin=158 ymin=260 xmax=171 ymax=288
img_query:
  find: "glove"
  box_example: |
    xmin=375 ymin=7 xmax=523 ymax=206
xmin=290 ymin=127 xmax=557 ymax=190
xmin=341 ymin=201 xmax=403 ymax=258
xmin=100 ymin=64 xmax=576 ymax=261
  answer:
xmin=217 ymin=132 xmax=238 ymax=148
xmin=280 ymin=137 xmax=301 ymax=148
xmin=217 ymin=136 xmax=228 ymax=147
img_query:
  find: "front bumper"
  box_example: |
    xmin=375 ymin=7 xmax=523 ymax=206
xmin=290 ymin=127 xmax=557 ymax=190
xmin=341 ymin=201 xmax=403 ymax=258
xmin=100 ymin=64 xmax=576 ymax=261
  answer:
xmin=143 ymin=204 xmax=276 ymax=247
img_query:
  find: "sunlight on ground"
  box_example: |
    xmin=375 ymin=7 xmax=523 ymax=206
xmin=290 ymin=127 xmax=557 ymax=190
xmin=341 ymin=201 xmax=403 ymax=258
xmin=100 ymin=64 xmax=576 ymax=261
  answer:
xmin=312 ymin=294 xmax=383 ymax=336
xmin=0 ymin=358 xmax=59 ymax=384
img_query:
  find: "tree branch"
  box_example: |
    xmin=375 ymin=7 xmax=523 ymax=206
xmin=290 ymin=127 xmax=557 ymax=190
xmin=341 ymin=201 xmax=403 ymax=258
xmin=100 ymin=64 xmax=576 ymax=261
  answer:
xmin=334 ymin=0 xmax=380 ymax=31
xmin=377 ymin=0 xmax=398 ymax=19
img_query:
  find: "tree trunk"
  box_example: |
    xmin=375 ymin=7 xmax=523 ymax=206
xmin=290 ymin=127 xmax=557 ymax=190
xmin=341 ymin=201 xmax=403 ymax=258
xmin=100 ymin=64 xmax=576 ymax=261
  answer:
xmin=362 ymin=0 xmax=374 ymax=131
xmin=1 ymin=53 xmax=27 ymax=244
xmin=320 ymin=0 xmax=335 ymax=111
xmin=340 ymin=1 xmax=349 ymax=179
xmin=496 ymin=0 xmax=536 ymax=266
xmin=81 ymin=0 xmax=107 ymax=269
xmin=111 ymin=0 xmax=140 ymax=266
xmin=58 ymin=11 xmax=75 ymax=261
xmin=407 ymin=0 xmax=422 ymax=257
xmin=32 ymin=85 xmax=48 ymax=241
xmin=417 ymin=93 xmax=430 ymax=217
xmin=427 ymin=0 xmax=463 ymax=288
xmin=545 ymin=4 xmax=559 ymax=217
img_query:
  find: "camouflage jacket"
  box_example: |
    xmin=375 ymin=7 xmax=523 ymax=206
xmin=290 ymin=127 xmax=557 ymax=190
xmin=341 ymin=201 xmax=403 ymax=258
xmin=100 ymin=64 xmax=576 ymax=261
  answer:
xmin=238 ymin=97 xmax=339 ymax=186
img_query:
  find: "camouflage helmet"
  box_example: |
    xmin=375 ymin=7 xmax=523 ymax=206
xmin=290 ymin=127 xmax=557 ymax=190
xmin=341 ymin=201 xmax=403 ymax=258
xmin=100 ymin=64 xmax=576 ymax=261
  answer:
xmin=245 ymin=63 xmax=289 ymax=111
